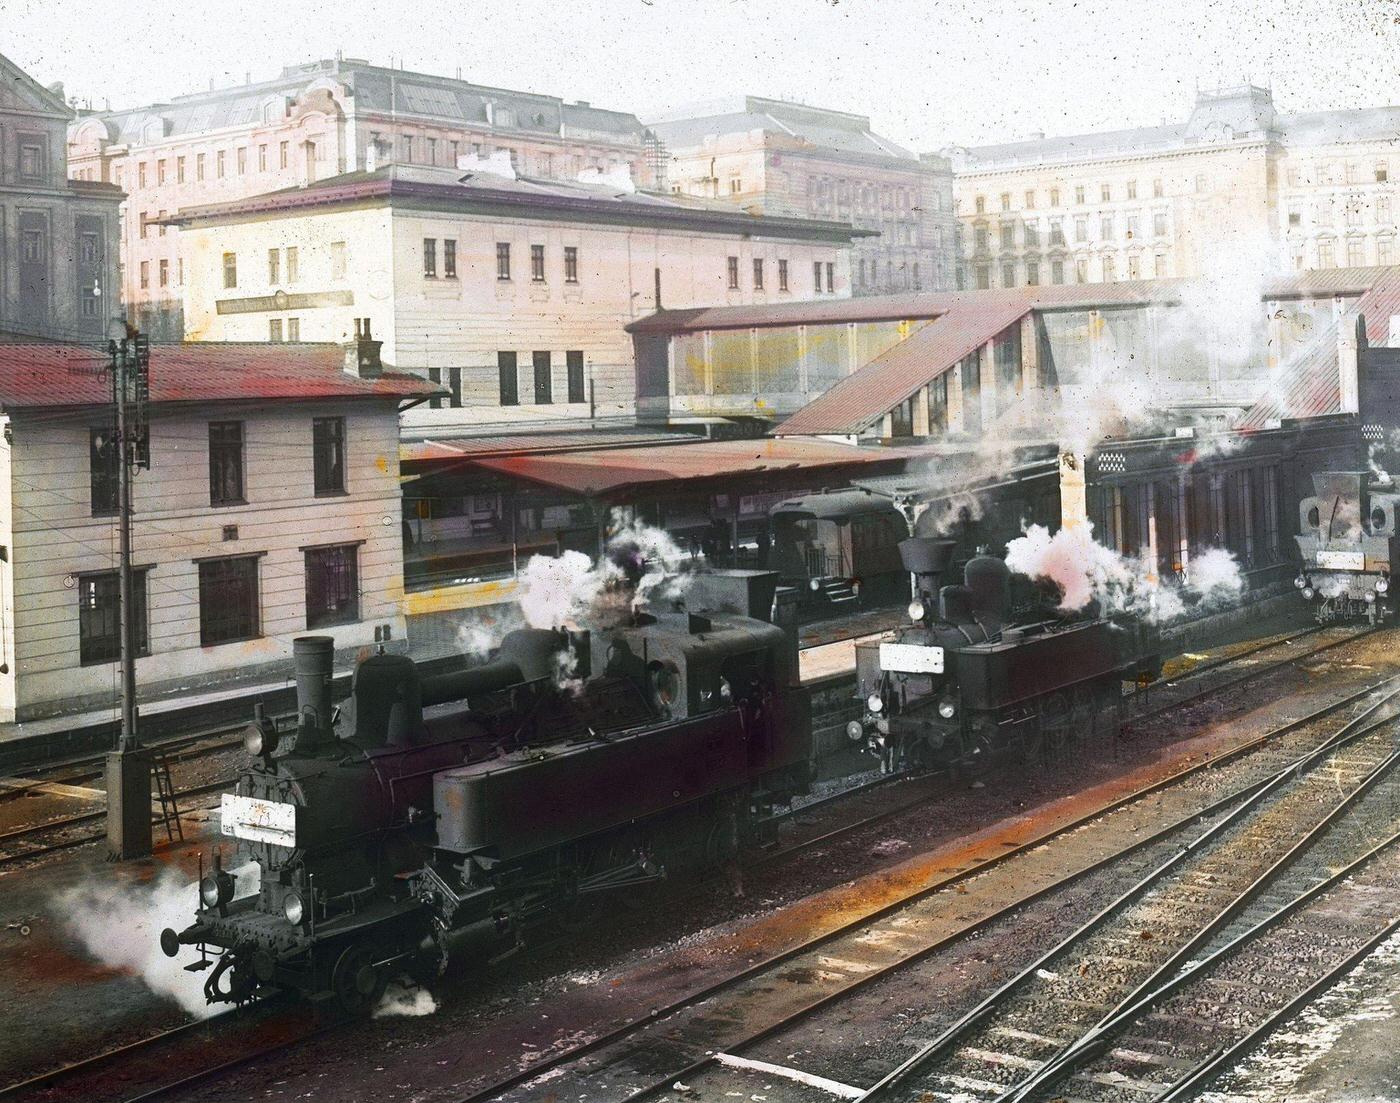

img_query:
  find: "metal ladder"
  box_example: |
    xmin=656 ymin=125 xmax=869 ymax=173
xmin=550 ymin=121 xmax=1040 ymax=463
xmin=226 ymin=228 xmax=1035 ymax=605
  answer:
xmin=150 ymin=752 xmax=183 ymax=842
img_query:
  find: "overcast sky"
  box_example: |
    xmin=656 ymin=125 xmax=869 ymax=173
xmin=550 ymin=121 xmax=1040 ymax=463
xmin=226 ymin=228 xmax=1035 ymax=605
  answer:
xmin=4 ymin=0 xmax=1399 ymax=149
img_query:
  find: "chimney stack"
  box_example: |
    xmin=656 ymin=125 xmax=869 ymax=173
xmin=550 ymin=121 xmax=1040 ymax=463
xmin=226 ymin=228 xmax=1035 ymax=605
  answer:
xmin=1059 ymin=450 xmax=1088 ymax=531
xmin=1338 ymin=312 xmax=1362 ymax=415
xmin=344 ymin=318 xmax=383 ymax=378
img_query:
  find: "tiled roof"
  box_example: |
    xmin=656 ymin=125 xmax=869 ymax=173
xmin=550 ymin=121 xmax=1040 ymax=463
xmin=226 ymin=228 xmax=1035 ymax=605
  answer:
xmin=0 ymin=342 xmax=441 ymax=413
xmin=401 ymin=428 xmax=703 ymax=468
xmin=1236 ymin=269 xmax=1400 ymax=430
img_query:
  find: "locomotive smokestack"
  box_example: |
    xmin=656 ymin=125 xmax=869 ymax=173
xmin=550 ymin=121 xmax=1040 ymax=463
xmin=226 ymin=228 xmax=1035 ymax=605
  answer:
xmin=292 ymin=636 xmax=336 ymax=754
xmin=899 ymin=537 xmax=956 ymax=596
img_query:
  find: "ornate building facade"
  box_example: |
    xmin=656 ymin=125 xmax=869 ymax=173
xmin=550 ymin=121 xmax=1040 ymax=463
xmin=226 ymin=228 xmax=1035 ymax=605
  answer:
xmin=946 ymin=86 xmax=1400 ymax=289
xmin=66 ymin=57 xmax=654 ymax=338
xmin=652 ymin=96 xmax=957 ymax=294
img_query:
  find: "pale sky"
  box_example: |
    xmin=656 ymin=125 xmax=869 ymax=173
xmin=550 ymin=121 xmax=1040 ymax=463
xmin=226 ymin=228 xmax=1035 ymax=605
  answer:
xmin=4 ymin=0 xmax=1399 ymax=150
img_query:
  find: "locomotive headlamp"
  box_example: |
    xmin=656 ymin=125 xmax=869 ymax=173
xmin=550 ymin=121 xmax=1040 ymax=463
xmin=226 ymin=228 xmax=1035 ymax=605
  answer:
xmin=907 ymin=599 xmax=926 ymax=622
xmin=1302 ymin=586 xmax=1316 ymax=601
xmin=808 ymin=578 xmax=821 ymax=592
xmin=1365 ymin=590 xmax=1377 ymax=604
xmin=866 ymin=692 xmax=884 ymax=713
xmin=937 ymin=698 xmax=957 ymax=720
xmin=1294 ymin=574 xmax=1308 ymax=589
xmin=243 ymin=719 xmax=279 ymax=759
xmin=846 ymin=719 xmax=865 ymax=742
xmin=283 ymin=890 xmax=306 ymax=926
xmin=1378 ymin=576 xmax=1391 ymax=595
xmin=200 ymin=869 xmax=234 ymax=910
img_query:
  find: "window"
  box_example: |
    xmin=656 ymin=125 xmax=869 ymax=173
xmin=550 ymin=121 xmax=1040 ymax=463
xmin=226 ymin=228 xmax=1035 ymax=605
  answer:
xmin=825 ymin=262 xmax=834 ymax=292
xmin=138 ymin=162 xmax=148 ymax=188
xmin=443 ymin=239 xmax=456 ymax=278
xmin=426 ymin=137 xmax=437 ymax=164
xmin=222 ymin=252 xmax=237 ymax=288
xmin=728 ymin=256 xmax=740 ymax=290
xmin=1380 ymin=238 xmax=1394 ymax=266
xmin=531 ymin=351 xmax=552 ymax=404
xmin=216 ymin=150 xmax=226 ymax=178
xmin=79 ymin=571 xmax=149 ymax=665
xmin=423 ymin=238 xmax=437 ymax=277
xmin=975 ymin=264 xmax=991 ymax=290
xmin=778 ymin=258 xmax=789 ymax=291
xmin=1377 ymin=164 xmax=1390 ymax=184
xmin=280 ymin=141 xmax=289 ymax=169
xmin=1101 ymin=183 xmax=1111 ymax=202
xmin=1154 ymin=253 xmax=1167 ymax=277
xmin=974 ymin=225 xmax=989 ymax=250
xmin=209 ymin=421 xmax=244 ymax=505
xmin=1100 ymin=215 xmax=1114 ymax=239
xmin=1026 ymin=261 xmax=1040 ymax=286
xmin=1075 ymin=258 xmax=1088 ymax=282
xmin=564 ymin=246 xmax=578 ymax=283
xmin=1050 ymin=187 xmax=1060 ymax=207
xmin=237 ymin=148 xmax=247 ymax=174
xmin=1154 ymin=211 xmax=1168 ymax=236
xmin=158 ymin=258 xmax=169 ymax=287
xmin=198 ymin=556 xmax=260 ymax=645
xmin=1102 ymin=255 xmax=1117 ymax=281
xmin=1049 ymin=218 xmax=1064 ymax=246
xmin=1074 ymin=216 xmax=1088 ymax=243
xmin=305 ymin=545 xmax=359 ymax=628
xmin=286 ymin=247 xmax=298 ymax=283
xmin=90 ymin=427 xmax=119 ymax=516
xmin=1024 ymin=189 xmax=1036 ymax=209
xmin=449 ymin=140 xmax=459 ymax=164
xmin=1153 ymin=179 xmax=1163 ymax=198
xmin=313 ymin=417 xmax=345 ymax=495
xmin=498 ymin=351 xmax=518 ymax=405
xmin=176 ymin=156 xmax=186 ymax=183
xmin=531 ymin=244 xmax=545 ymax=282
xmin=331 ymin=241 xmax=347 ymax=279
xmin=1002 ymin=262 xmax=1015 ymax=288
xmin=1074 ymin=185 xmax=1085 ymax=205
xmin=753 ymin=258 xmax=764 ymax=289
xmin=139 ymin=212 xmax=149 ymax=240
xmin=268 ymin=248 xmax=280 ymax=284
xmin=288 ymin=318 xmax=299 ymax=341
xmin=1378 ymin=196 xmax=1392 ymax=222
xmin=1347 ymin=237 xmax=1365 ymax=267
xmin=139 ymin=261 xmax=150 ymax=289
xmin=1194 ymin=174 xmax=1207 ymax=193
xmin=1000 ymin=192 xmax=1011 ymax=211
xmin=1346 ymin=200 xmax=1363 ymax=227
xmin=1127 ymin=253 xmax=1140 ymax=279
xmin=196 ymin=153 xmax=206 ymax=181
xmin=401 ymin=134 xmax=413 ymax=162
xmin=1051 ymin=259 xmax=1064 ymax=284
xmin=1025 ymin=222 xmax=1039 ymax=247
xmin=269 ymin=319 xmax=283 ymax=342
xmin=1126 ymin=180 xmax=1137 ymax=199
xmin=19 ymin=138 xmax=45 ymax=180
xmin=567 ymin=350 xmax=585 ymax=404
xmin=1318 ymin=238 xmax=1335 ymax=267
xmin=974 ymin=195 xmax=986 ymax=214
xmin=258 ymin=145 xmax=267 ymax=172
xmin=496 ymin=242 xmax=511 ymax=280
xmin=157 ymin=210 xmax=166 ymax=237
xmin=448 ymin=367 xmax=462 ymax=408
xmin=1000 ymin=223 xmax=1015 ymax=249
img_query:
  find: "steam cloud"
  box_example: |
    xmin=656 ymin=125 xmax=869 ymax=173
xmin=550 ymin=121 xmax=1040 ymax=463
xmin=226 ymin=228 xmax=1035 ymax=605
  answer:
xmin=55 ymin=862 xmax=259 ymax=1017
xmin=374 ymin=978 xmax=438 ymax=1018
xmin=1005 ymin=522 xmax=1244 ymax=622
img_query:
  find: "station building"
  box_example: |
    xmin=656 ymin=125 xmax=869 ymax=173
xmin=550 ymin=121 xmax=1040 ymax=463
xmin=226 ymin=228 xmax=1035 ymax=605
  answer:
xmin=169 ymin=161 xmax=864 ymax=434
xmin=0 ymin=337 xmax=438 ymax=723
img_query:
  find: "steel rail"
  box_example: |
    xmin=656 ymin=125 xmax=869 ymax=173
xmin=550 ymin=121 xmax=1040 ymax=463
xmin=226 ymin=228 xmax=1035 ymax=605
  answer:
xmin=457 ymin=677 xmax=1400 ymax=1103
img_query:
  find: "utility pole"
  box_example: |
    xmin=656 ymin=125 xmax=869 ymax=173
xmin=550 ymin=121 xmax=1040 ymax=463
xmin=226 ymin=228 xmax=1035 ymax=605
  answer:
xmin=106 ymin=325 xmax=151 ymax=860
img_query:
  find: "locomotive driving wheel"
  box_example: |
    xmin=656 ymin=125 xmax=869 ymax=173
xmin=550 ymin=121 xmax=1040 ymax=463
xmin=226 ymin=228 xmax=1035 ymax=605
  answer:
xmin=332 ymin=939 xmax=388 ymax=1015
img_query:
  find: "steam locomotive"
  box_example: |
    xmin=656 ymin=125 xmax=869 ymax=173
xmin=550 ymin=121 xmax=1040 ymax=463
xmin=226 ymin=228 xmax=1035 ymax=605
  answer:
xmin=1294 ymin=470 xmax=1397 ymax=624
xmin=160 ymin=570 xmax=810 ymax=1012
xmin=849 ymin=537 xmax=1161 ymax=775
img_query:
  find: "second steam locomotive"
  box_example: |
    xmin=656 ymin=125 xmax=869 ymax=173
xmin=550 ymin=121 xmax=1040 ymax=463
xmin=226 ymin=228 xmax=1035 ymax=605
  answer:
xmin=1294 ymin=470 xmax=1397 ymax=624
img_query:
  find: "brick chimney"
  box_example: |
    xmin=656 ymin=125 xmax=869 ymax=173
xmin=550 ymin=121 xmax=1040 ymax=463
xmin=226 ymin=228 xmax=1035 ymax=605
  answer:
xmin=1338 ymin=311 xmax=1362 ymax=415
xmin=344 ymin=317 xmax=383 ymax=378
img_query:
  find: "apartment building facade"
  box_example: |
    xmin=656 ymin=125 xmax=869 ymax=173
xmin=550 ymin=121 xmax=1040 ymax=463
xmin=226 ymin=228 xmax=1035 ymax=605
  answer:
xmin=651 ymin=96 xmax=956 ymax=295
xmin=0 ymin=53 xmax=121 ymax=341
xmin=947 ymin=85 xmax=1400 ymax=289
xmin=66 ymin=57 xmax=654 ymax=338
xmin=172 ymin=163 xmax=862 ymax=435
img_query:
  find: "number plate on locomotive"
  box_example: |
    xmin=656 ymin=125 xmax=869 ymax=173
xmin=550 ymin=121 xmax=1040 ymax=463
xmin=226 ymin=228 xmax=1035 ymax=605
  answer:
xmin=1317 ymin=550 xmax=1366 ymax=571
xmin=220 ymin=793 xmax=296 ymax=847
xmin=879 ymin=642 xmax=945 ymax=674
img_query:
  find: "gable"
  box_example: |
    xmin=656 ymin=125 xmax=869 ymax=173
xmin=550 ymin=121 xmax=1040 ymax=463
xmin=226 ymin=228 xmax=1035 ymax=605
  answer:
xmin=0 ymin=53 xmax=71 ymax=118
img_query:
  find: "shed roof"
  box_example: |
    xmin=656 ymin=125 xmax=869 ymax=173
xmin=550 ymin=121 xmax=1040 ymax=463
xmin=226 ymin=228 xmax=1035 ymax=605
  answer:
xmin=0 ymin=342 xmax=440 ymax=414
xmin=401 ymin=428 xmax=703 ymax=468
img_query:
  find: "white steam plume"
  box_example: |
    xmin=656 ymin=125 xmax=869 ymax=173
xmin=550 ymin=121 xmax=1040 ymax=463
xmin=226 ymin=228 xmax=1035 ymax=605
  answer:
xmin=55 ymin=862 xmax=259 ymax=1017
xmin=374 ymin=978 xmax=438 ymax=1018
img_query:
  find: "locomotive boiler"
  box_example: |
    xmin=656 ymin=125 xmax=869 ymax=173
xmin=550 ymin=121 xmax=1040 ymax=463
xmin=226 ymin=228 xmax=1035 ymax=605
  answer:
xmin=160 ymin=570 xmax=810 ymax=1012
xmin=1294 ymin=470 xmax=1398 ymax=624
xmin=850 ymin=537 xmax=1160 ymax=775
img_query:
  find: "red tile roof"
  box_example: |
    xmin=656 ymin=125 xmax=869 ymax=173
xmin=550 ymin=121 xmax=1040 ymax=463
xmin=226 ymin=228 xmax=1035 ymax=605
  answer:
xmin=459 ymin=437 xmax=935 ymax=498
xmin=0 ymin=342 xmax=441 ymax=413
xmin=1236 ymin=269 xmax=1400 ymax=430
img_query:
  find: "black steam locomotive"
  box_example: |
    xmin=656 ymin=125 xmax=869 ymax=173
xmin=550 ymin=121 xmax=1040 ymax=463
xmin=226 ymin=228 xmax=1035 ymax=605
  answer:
xmin=850 ymin=538 xmax=1161 ymax=775
xmin=160 ymin=571 xmax=810 ymax=1012
xmin=1294 ymin=470 xmax=1397 ymax=624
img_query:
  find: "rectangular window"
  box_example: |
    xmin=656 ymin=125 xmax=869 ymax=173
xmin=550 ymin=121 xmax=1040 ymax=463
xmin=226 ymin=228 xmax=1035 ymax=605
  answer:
xmin=1049 ymin=187 xmax=1060 ymax=207
xmin=222 ymin=252 xmax=237 ymax=289
xmin=313 ymin=416 xmax=346 ymax=495
xmin=286 ymin=246 xmax=298 ymax=283
xmin=1000 ymin=192 xmax=1011 ymax=211
xmin=1101 ymin=183 xmax=1111 ymax=202
xmin=564 ymin=245 xmax=578 ymax=283
xmin=496 ymin=242 xmax=511 ymax=280
xmin=975 ymin=195 xmax=986 ymax=214
xmin=974 ymin=225 xmax=988 ymax=250
xmin=426 ymin=137 xmax=437 ymax=164
xmin=1380 ymin=238 xmax=1394 ymax=266
xmin=1126 ymin=180 xmax=1137 ymax=199
xmin=1002 ymin=262 xmax=1015 ymax=287
xmin=258 ymin=145 xmax=267 ymax=172
xmin=778 ymin=259 xmax=789 ymax=290
xmin=401 ymin=134 xmax=413 ymax=162
xmin=1026 ymin=261 xmax=1040 ymax=286
xmin=138 ymin=162 xmax=148 ymax=188
xmin=567 ymin=350 xmax=585 ymax=404
xmin=1051 ymin=259 xmax=1064 ymax=284
xmin=1102 ymin=255 xmax=1117 ymax=281
xmin=1153 ymin=178 xmax=1164 ymax=198
xmin=1024 ymin=189 xmax=1036 ymax=209
xmin=423 ymin=237 xmax=437 ymax=277
xmin=1154 ymin=211 xmax=1168 ymax=236
xmin=269 ymin=318 xmax=283 ymax=342
xmin=443 ymin=239 xmax=457 ymax=278
xmin=1347 ymin=237 xmax=1365 ymax=267
xmin=533 ymin=350 xmax=552 ymax=404
xmin=237 ymin=148 xmax=247 ymax=174
xmin=822 ymin=262 xmax=832 ymax=292
xmin=753 ymin=258 xmax=764 ymax=289
xmin=287 ymin=317 xmax=299 ymax=341
xmin=139 ymin=212 xmax=149 ymax=240
xmin=268 ymin=248 xmax=280 ymax=285
xmin=1100 ymin=215 xmax=1114 ymax=239
xmin=1074 ymin=217 xmax=1087 ymax=242
xmin=449 ymin=140 xmax=459 ymax=164
xmin=727 ymin=256 xmax=740 ymax=290
xmin=1000 ymin=223 xmax=1015 ymax=248
xmin=975 ymin=264 xmax=990 ymax=290
xmin=280 ymin=141 xmax=289 ymax=169
xmin=1049 ymin=218 xmax=1064 ymax=245
xmin=531 ymin=244 xmax=545 ymax=282
xmin=209 ymin=421 xmax=245 ymax=505
xmin=90 ymin=427 xmax=119 ymax=516
xmin=198 ymin=556 xmax=260 ymax=645
xmin=1126 ymin=213 xmax=1139 ymax=238
xmin=1075 ymin=258 xmax=1088 ymax=282
xmin=139 ymin=260 xmax=150 ymax=289
xmin=157 ymin=209 xmax=167 ymax=237
xmin=1318 ymin=239 xmax=1335 ymax=267
xmin=498 ymin=351 xmax=519 ymax=405
xmin=1074 ymin=185 xmax=1085 ymax=205
xmin=197 ymin=153 xmax=206 ymax=180
xmin=158 ymin=258 xmax=169 ymax=287
xmin=331 ymin=241 xmax=347 ymax=279
xmin=20 ymin=138 xmax=45 ymax=180
xmin=1128 ymin=254 xmax=1140 ymax=279
xmin=1024 ymin=222 xmax=1039 ymax=247
xmin=79 ymin=571 xmax=149 ymax=665
xmin=305 ymin=545 xmax=359 ymax=628
xmin=216 ymin=150 xmax=225 ymax=178
xmin=176 ymin=156 xmax=186 ymax=183
xmin=1378 ymin=196 xmax=1392 ymax=222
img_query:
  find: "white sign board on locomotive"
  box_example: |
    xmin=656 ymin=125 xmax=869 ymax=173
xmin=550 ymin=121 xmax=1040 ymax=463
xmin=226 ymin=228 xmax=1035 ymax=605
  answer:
xmin=220 ymin=793 xmax=297 ymax=847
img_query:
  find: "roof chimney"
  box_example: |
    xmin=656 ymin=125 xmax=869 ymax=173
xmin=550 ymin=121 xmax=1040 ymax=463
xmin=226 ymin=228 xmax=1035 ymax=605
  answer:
xmin=1338 ymin=312 xmax=1362 ymax=414
xmin=345 ymin=317 xmax=383 ymax=379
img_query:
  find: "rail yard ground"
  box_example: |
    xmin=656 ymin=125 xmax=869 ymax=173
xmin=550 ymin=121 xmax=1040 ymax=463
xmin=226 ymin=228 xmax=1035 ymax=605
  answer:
xmin=1 ymin=614 xmax=1396 ymax=1102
